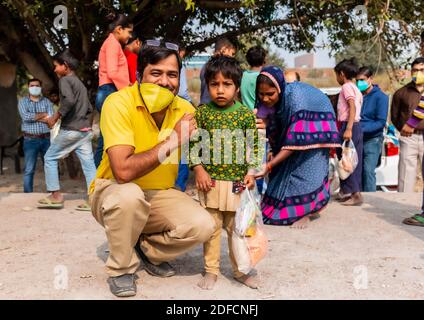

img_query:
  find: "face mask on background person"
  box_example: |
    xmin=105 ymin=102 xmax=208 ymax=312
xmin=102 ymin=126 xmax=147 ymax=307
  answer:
xmin=356 ymin=79 xmax=371 ymax=92
xmin=412 ymin=71 xmax=424 ymax=85
xmin=29 ymin=86 xmax=42 ymax=96
xmin=139 ymin=83 xmax=175 ymax=114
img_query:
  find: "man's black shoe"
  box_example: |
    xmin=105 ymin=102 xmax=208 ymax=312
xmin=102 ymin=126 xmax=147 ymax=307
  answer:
xmin=134 ymin=245 xmax=176 ymax=277
xmin=107 ymin=274 xmax=137 ymax=297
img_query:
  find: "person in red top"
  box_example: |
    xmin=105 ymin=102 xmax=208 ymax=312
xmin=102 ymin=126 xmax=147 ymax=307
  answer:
xmin=124 ymin=36 xmax=141 ymax=85
xmin=94 ymin=12 xmax=133 ymax=167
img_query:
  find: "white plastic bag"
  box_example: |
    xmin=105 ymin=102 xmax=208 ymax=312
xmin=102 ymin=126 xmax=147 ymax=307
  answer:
xmin=232 ymin=188 xmax=268 ymax=274
xmin=336 ymin=139 xmax=358 ymax=180
xmin=50 ymin=119 xmax=61 ymax=143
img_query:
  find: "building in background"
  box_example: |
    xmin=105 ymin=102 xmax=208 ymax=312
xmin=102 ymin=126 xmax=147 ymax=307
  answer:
xmin=295 ymin=53 xmax=315 ymax=68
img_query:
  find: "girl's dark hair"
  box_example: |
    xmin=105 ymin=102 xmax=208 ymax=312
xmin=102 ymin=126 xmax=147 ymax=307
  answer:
xmin=106 ymin=12 xmax=132 ymax=32
xmin=246 ymin=46 xmax=267 ymax=67
xmin=204 ymin=55 xmax=243 ymax=88
xmin=357 ymin=66 xmax=374 ymax=78
xmin=137 ymin=44 xmax=182 ymax=78
xmin=334 ymin=58 xmax=359 ymax=79
xmin=53 ymin=49 xmax=79 ymax=70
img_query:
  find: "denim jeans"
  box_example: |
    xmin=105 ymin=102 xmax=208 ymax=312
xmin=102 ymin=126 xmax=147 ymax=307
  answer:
xmin=23 ymin=137 xmax=50 ymax=193
xmin=94 ymin=83 xmax=117 ymax=168
xmin=362 ymin=135 xmax=383 ymax=192
xmin=175 ymin=162 xmax=189 ymax=192
xmin=44 ymin=129 xmax=96 ymax=192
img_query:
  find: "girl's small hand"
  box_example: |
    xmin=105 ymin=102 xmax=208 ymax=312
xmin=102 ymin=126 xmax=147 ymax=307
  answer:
xmin=255 ymin=118 xmax=266 ymax=129
xmin=244 ymin=175 xmax=256 ymax=190
xmin=267 ymin=151 xmax=273 ymax=162
xmin=343 ymin=129 xmax=353 ymax=141
xmin=401 ymin=124 xmax=414 ymax=137
xmin=194 ymin=165 xmax=212 ymax=192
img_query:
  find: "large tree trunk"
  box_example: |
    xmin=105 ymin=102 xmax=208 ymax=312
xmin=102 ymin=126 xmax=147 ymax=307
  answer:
xmin=0 ymin=62 xmax=18 ymax=146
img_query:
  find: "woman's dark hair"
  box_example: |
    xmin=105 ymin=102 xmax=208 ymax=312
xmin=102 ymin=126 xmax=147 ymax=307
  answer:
xmin=53 ymin=49 xmax=79 ymax=70
xmin=246 ymin=46 xmax=267 ymax=67
xmin=357 ymin=66 xmax=374 ymax=78
xmin=334 ymin=58 xmax=359 ymax=79
xmin=411 ymin=57 xmax=424 ymax=68
xmin=137 ymin=44 xmax=182 ymax=78
xmin=256 ymin=74 xmax=276 ymax=89
xmin=204 ymin=55 xmax=243 ymax=88
xmin=106 ymin=12 xmax=132 ymax=32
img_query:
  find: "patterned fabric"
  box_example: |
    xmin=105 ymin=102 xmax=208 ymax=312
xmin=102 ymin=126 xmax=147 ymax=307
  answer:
xmin=18 ymin=96 xmax=54 ymax=135
xmin=406 ymin=95 xmax=424 ymax=128
xmin=190 ymin=101 xmax=259 ymax=181
xmin=258 ymin=66 xmax=340 ymax=225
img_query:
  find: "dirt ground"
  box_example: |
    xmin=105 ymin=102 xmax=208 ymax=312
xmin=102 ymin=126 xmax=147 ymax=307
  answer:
xmin=0 ymin=158 xmax=423 ymax=300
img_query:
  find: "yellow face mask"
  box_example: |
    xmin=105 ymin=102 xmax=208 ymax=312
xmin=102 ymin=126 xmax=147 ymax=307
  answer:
xmin=139 ymin=83 xmax=175 ymax=113
xmin=412 ymin=71 xmax=424 ymax=85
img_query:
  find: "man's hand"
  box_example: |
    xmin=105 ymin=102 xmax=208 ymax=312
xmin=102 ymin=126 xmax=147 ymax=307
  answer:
xmin=194 ymin=165 xmax=212 ymax=192
xmin=244 ymin=174 xmax=256 ymax=190
xmin=46 ymin=117 xmax=57 ymax=129
xmin=35 ymin=112 xmax=48 ymax=121
xmin=401 ymin=123 xmax=414 ymax=137
xmin=174 ymin=113 xmax=197 ymax=146
xmin=343 ymin=128 xmax=353 ymax=141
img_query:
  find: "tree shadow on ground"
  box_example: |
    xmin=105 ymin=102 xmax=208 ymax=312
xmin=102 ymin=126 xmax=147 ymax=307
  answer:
xmin=362 ymin=193 xmax=424 ymax=242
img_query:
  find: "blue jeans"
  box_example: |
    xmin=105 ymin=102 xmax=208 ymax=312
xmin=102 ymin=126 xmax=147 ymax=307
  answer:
xmin=362 ymin=135 xmax=383 ymax=192
xmin=23 ymin=137 xmax=50 ymax=193
xmin=44 ymin=129 xmax=96 ymax=192
xmin=94 ymin=84 xmax=117 ymax=167
xmin=175 ymin=162 xmax=189 ymax=192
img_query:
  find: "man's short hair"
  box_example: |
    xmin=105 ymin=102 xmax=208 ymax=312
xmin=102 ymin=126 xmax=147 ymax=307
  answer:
xmin=137 ymin=44 xmax=182 ymax=79
xmin=411 ymin=57 xmax=424 ymax=69
xmin=214 ymin=37 xmax=236 ymax=53
xmin=204 ymin=55 xmax=242 ymax=88
xmin=53 ymin=49 xmax=80 ymax=71
xmin=28 ymin=78 xmax=42 ymax=86
xmin=246 ymin=46 xmax=267 ymax=67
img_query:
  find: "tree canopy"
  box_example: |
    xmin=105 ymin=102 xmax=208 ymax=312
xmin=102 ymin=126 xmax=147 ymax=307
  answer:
xmin=0 ymin=0 xmax=423 ymax=92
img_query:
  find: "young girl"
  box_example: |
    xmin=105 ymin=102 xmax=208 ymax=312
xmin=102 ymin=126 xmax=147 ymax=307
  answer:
xmin=37 ymin=49 xmax=96 ymax=210
xmin=94 ymin=13 xmax=133 ymax=167
xmin=255 ymin=66 xmax=340 ymax=228
xmin=190 ymin=55 xmax=259 ymax=290
xmin=334 ymin=58 xmax=364 ymax=206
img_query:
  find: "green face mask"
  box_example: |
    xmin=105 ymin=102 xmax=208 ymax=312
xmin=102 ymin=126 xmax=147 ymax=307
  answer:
xmin=356 ymin=79 xmax=370 ymax=92
xmin=139 ymin=83 xmax=175 ymax=113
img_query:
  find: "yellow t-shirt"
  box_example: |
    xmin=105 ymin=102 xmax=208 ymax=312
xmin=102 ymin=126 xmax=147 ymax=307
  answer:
xmin=89 ymin=83 xmax=194 ymax=194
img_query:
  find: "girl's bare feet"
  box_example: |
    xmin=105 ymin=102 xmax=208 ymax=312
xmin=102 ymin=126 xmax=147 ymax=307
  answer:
xmin=290 ymin=216 xmax=310 ymax=229
xmin=198 ymin=272 xmax=217 ymax=290
xmin=234 ymin=274 xmax=259 ymax=289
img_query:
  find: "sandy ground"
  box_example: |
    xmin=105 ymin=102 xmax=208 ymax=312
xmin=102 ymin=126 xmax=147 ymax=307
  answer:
xmin=0 ymin=159 xmax=423 ymax=299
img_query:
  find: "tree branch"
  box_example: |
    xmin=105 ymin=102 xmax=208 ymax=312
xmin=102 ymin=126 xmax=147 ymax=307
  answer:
xmin=186 ymin=6 xmax=349 ymax=52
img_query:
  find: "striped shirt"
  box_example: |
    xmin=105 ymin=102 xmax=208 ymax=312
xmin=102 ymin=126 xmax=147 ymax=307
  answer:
xmin=18 ymin=96 xmax=54 ymax=135
xmin=406 ymin=95 xmax=424 ymax=128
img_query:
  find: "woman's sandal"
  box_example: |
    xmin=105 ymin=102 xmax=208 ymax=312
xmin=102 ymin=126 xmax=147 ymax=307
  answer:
xmin=37 ymin=197 xmax=64 ymax=209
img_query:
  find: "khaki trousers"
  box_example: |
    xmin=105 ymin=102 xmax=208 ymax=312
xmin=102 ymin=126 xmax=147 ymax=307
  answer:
xmin=204 ymin=208 xmax=244 ymax=278
xmin=200 ymin=180 xmax=244 ymax=278
xmin=89 ymin=179 xmax=215 ymax=277
xmin=398 ymin=134 xmax=424 ymax=192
